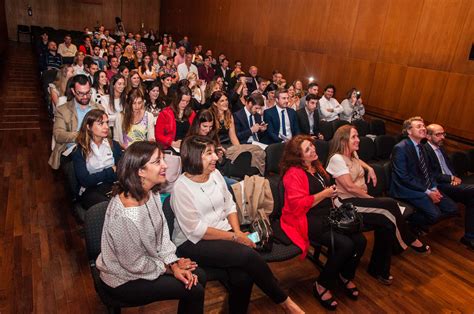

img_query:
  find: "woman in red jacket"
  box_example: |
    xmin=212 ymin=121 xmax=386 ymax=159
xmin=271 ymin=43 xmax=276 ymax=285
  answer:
xmin=280 ymin=135 xmax=366 ymax=311
xmin=155 ymin=86 xmax=196 ymax=150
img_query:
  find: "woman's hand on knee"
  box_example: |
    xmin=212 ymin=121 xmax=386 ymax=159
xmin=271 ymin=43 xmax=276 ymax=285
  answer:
xmin=171 ymin=264 xmax=198 ymax=290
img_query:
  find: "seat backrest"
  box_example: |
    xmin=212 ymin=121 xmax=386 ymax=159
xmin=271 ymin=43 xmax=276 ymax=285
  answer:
xmin=467 ymin=149 xmax=474 ymax=173
xmin=268 ymin=176 xmax=284 ymax=221
xmin=365 ymin=163 xmax=385 ymax=197
xmin=357 ymin=136 xmax=376 ymax=162
xmin=449 ymin=151 xmax=469 ymax=177
xmin=265 ymin=143 xmax=285 ymax=175
xmin=320 ymin=121 xmax=335 ymax=140
xmin=18 ymin=25 xmax=30 ymax=32
xmin=353 ymin=119 xmax=370 ymax=136
xmin=374 ymin=135 xmax=396 ymax=160
xmin=162 ymin=196 xmax=175 ymax=238
xmin=370 ymin=119 xmax=386 ymax=135
xmin=382 ymin=161 xmax=392 ymax=191
xmin=84 ymin=201 xmax=109 ymax=262
xmin=333 ymin=120 xmax=350 ymax=132
xmin=315 ymin=139 xmax=329 ymax=165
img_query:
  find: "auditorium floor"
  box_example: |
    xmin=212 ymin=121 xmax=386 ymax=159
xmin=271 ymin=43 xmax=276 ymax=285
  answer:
xmin=0 ymin=42 xmax=473 ymax=314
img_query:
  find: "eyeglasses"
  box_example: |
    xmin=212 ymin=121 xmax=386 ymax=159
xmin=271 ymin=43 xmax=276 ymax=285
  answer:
xmin=434 ymin=132 xmax=446 ymax=137
xmin=75 ymin=90 xmax=92 ymax=97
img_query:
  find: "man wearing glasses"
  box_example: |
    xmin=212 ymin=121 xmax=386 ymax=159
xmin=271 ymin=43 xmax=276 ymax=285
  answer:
xmin=49 ymin=74 xmax=104 ymax=170
xmin=424 ymin=124 xmax=474 ymax=250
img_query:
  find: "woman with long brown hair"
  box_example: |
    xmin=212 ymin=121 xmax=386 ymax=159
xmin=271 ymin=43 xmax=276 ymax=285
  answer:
xmin=326 ymin=125 xmax=430 ymax=265
xmin=72 ymin=109 xmax=122 ymax=209
xmin=155 ymin=86 xmax=196 ymax=150
xmin=280 ymin=135 xmax=366 ymax=311
xmin=209 ymin=91 xmax=240 ymax=147
xmin=125 ymin=69 xmax=145 ymax=95
xmin=114 ymin=89 xmax=155 ymax=149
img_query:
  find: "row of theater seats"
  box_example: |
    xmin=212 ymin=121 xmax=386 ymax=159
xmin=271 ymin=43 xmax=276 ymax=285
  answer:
xmin=320 ymin=118 xmax=386 ymax=141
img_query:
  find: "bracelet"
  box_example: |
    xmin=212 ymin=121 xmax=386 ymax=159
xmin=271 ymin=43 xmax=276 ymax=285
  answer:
xmin=231 ymin=233 xmax=237 ymax=242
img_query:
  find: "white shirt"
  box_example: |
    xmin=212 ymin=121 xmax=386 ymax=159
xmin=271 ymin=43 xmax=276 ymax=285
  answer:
xmin=177 ymin=63 xmax=199 ymax=81
xmin=276 ymin=105 xmax=292 ymax=139
xmin=57 ymin=43 xmax=77 ymax=57
xmin=319 ymin=96 xmax=343 ymax=122
xmin=86 ymin=138 xmax=115 ymax=175
xmin=305 ymin=107 xmax=315 ymax=135
xmin=171 ymin=171 xmax=237 ymax=247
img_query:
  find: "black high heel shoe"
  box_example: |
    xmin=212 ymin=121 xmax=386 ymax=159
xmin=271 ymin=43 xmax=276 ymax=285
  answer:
xmin=410 ymin=243 xmax=431 ymax=254
xmin=312 ymin=282 xmax=337 ymax=311
xmin=367 ymin=269 xmax=393 ymax=286
xmin=339 ymin=276 xmax=359 ymax=300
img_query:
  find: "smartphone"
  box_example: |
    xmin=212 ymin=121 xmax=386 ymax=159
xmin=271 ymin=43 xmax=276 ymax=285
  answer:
xmin=247 ymin=232 xmax=261 ymax=243
xmin=245 ymin=77 xmax=253 ymax=84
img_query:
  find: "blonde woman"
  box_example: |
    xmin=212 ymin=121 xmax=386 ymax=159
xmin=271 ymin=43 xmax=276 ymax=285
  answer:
xmin=120 ymin=44 xmax=137 ymax=69
xmin=49 ymin=64 xmax=75 ymax=111
xmin=186 ymin=71 xmax=206 ymax=105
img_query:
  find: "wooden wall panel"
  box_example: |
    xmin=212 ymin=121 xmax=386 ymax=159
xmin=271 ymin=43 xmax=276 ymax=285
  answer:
xmin=398 ymin=68 xmax=449 ymax=122
xmin=0 ymin=0 xmax=8 ymax=56
xmin=408 ymin=0 xmax=470 ymax=71
xmin=349 ymin=0 xmax=389 ymax=60
xmin=436 ymin=74 xmax=474 ymax=140
xmin=4 ymin=0 xmax=160 ymax=41
xmin=377 ymin=0 xmax=423 ymax=65
xmin=160 ymin=0 xmax=474 ymax=141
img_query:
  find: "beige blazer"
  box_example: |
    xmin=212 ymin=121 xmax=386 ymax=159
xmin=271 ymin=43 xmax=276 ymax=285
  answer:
xmin=48 ymin=100 xmax=103 ymax=169
xmin=231 ymin=175 xmax=274 ymax=224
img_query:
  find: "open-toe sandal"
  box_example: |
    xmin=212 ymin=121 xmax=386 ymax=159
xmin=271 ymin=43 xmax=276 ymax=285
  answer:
xmin=312 ymin=282 xmax=338 ymax=311
xmin=410 ymin=243 xmax=431 ymax=254
xmin=339 ymin=277 xmax=359 ymax=300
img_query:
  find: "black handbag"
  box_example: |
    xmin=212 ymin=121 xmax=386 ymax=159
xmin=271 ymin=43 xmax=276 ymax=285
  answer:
xmin=328 ymin=202 xmax=363 ymax=234
xmin=250 ymin=209 xmax=274 ymax=252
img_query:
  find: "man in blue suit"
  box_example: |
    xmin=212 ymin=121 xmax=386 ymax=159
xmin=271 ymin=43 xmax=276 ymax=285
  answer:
xmin=424 ymin=123 xmax=474 ymax=249
xmin=263 ymin=88 xmax=300 ymax=144
xmin=389 ymin=116 xmax=457 ymax=229
xmin=233 ymin=93 xmax=267 ymax=144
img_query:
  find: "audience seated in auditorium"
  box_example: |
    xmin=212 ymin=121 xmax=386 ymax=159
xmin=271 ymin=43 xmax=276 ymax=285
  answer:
xmin=298 ymin=82 xmax=318 ymax=109
xmin=72 ymin=109 xmax=122 ymax=209
xmin=144 ymin=80 xmax=165 ymax=126
xmin=41 ymin=41 xmax=63 ymax=72
xmin=296 ymin=94 xmax=324 ymax=139
xmin=197 ymin=55 xmax=215 ymax=83
xmin=389 ymin=117 xmax=458 ymax=230
xmin=209 ymin=91 xmax=240 ymax=147
xmin=340 ymin=88 xmax=365 ymax=122
xmin=57 ymin=34 xmax=77 ymax=64
xmin=327 ymin=125 xmax=430 ymax=256
xmin=155 ymin=86 xmax=196 ymax=150
xmin=49 ymin=64 xmax=74 ymax=111
xmin=95 ymin=141 xmax=206 ymax=313
xmin=171 ymin=135 xmax=304 ymax=314
xmin=319 ymin=84 xmax=343 ymax=122
xmin=177 ymin=53 xmax=199 ymax=81
xmin=49 ymin=74 xmax=103 ymax=169
xmin=233 ymin=93 xmax=267 ymax=144
xmin=281 ymin=135 xmax=365 ymax=310
xmin=114 ymin=89 xmax=155 ymax=149
xmin=424 ymin=124 xmax=474 ymax=250
xmin=263 ymin=88 xmax=300 ymax=144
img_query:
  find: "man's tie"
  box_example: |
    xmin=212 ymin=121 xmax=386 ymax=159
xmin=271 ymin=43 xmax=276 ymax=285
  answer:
xmin=281 ymin=109 xmax=287 ymax=136
xmin=249 ymin=114 xmax=258 ymax=141
xmin=436 ymin=148 xmax=453 ymax=176
xmin=417 ymin=144 xmax=432 ymax=189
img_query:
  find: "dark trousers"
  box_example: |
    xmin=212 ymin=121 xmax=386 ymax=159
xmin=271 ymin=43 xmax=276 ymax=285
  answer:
xmin=80 ymin=183 xmax=112 ymax=210
xmin=404 ymin=191 xmax=458 ymax=226
xmin=102 ymin=268 xmax=206 ymax=314
xmin=307 ymin=208 xmax=367 ymax=290
xmin=344 ymin=197 xmax=417 ymax=250
xmin=439 ymin=183 xmax=474 ymax=238
xmin=177 ymin=239 xmax=287 ymax=314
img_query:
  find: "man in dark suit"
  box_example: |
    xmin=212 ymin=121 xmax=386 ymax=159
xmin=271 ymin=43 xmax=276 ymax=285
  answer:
xmin=263 ymin=88 xmax=300 ymax=144
xmin=215 ymin=58 xmax=232 ymax=90
xmin=246 ymin=66 xmax=260 ymax=93
xmin=233 ymin=94 xmax=267 ymax=144
xmin=389 ymin=117 xmax=457 ymax=229
xmin=424 ymin=124 xmax=474 ymax=249
xmin=296 ymin=94 xmax=324 ymax=139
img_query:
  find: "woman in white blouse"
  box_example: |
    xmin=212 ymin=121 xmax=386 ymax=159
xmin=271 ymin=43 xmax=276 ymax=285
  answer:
xmin=171 ymin=135 xmax=304 ymax=314
xmin=106 ymin=74 xmax=126 ymax=131
xmin=96 ymin=141 xmax=205 ymax=313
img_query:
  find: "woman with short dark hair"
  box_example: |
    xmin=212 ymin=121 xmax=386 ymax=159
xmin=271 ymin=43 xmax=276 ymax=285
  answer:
xmin=171 ymin=135 xmax=304 ymax=314
xmin=96 ymin=141 xmax=206 ymax=313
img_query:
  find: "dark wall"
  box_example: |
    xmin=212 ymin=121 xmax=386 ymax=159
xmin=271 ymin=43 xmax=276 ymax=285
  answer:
xmin=0 ymin=0 xmax=8 ymax=55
